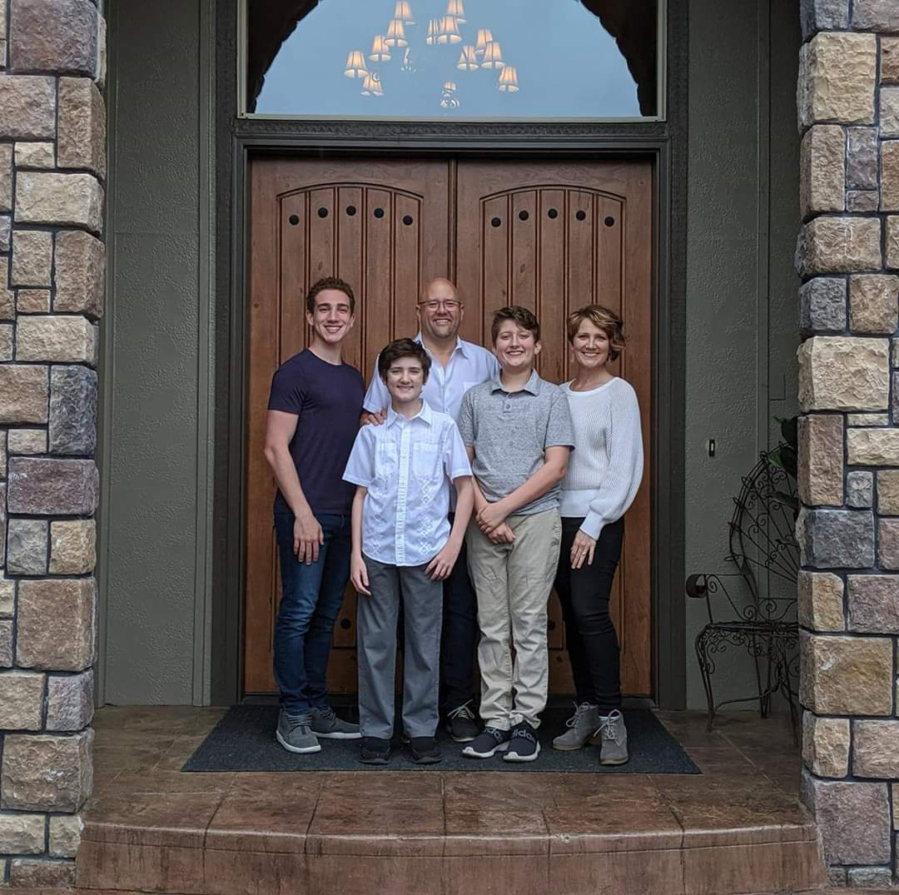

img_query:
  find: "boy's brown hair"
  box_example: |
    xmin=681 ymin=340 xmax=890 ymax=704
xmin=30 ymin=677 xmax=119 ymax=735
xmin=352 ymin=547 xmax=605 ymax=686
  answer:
xmin=305 ymin=277 xmax=356 ymax=315
xmin=378 ymin=338 xmax=432 ymax=383
xmin=566 ymin=305 xmax=626 ymax=361
xmin=491 ymin=305 xmax=540 ymax=344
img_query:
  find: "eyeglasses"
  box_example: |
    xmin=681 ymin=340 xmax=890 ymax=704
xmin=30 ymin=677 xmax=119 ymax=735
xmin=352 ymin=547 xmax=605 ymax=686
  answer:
xmin=418 ymin=300 xmax=462 ymax=311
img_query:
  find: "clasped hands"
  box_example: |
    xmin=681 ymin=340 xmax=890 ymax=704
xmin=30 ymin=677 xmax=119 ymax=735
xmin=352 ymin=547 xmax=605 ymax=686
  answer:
xmin=476 ymin=500 xmax=515 ymax=544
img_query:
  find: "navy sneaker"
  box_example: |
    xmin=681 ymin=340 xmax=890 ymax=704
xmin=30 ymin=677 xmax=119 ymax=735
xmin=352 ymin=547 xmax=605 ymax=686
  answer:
xmin=462 ymin=726 xmax=511 ymax=758
xmin=503 ymin=721 xmax=541 ymax=763
xmin=359 ymin=736 xmax=391 ymax=765
xmin=446 ymin=701 xmax=480 ymax=743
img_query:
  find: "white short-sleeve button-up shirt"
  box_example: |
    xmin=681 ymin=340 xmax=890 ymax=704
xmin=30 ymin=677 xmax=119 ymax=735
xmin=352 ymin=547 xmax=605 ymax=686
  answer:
xmin=343 ymin=401 xmax=472 ymax=567
xmin=363 ymin=335 xmax=499 ymax=423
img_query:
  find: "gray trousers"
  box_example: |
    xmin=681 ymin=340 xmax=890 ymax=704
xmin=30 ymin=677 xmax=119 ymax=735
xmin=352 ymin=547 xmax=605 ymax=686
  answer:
xmin=357 ymin=556 xmax=443 ymax=739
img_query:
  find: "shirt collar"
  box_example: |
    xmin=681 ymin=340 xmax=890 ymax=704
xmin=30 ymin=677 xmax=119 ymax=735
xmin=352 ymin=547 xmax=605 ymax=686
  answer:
xmin=490 ymin=369 xmax=541 ymax=396
xmin=386 ymin=399 xmax=433 ymax=427
xmin=413 ymin=332 xmax=469 ymax=359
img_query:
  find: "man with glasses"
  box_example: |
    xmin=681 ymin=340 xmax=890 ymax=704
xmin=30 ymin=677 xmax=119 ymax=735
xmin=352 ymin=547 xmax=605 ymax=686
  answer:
xmin=362 ymin=278 xmax=498 ymax=743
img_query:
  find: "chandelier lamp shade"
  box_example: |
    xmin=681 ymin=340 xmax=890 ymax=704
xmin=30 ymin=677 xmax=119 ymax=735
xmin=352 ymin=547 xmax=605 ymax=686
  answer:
xmin=457 ymin=45 xmax=478 ymax=71
xmin=446 ymin=0 xmax=466 ymax=23
xmin=497 ymin=65 xmax=518 ymax=92
xmin=344 ymin=49 xmax=368 ymax=78
xmin=480 ymin=40 xmax=504 ymax=69
xmin=370 ymin=35 xmax=392 ymax=62
xmin=474 ymin=28 xmax=492 ymax=58
xmin=437 ymin=15 xmax=462 ymax=44
xmin=345 ymin=2 xmax=521 ymax=108
xmin=394 ymin=1 xmax=415 ymax=23
xmin=361 ymin=72 xmax=384 ymax=96
xmin=385 ymin=18 xmax=409 ymax=47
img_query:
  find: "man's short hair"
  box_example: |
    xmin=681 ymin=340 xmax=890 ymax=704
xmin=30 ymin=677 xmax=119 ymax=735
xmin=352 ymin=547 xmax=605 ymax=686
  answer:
xmin=378 ymin=338 xmax=432 ymax=383
xmin=305 ymin=277 xmax=356 ymax=316
xmin=491 ymin=305 xmax=540 ymax=344
xmin=566 ymin=305 xmax=626 ymax=361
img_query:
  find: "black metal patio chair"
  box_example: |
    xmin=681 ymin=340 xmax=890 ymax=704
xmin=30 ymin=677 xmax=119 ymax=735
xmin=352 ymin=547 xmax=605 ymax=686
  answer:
xmin=685 ymin=448 xmax=800 ymax=739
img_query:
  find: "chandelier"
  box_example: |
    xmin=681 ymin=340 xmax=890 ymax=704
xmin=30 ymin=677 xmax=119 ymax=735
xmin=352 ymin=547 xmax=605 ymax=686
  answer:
xmin=344 ymin=0 xmax=520 ymax=107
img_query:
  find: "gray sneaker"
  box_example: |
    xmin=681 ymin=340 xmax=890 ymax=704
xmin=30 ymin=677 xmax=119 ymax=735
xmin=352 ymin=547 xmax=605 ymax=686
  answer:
xmin=552 ymin=702 xmax=600 ymax=751
xmin=276 ymin=710 xmax=321 ymax=754
xmin=309 ymin=706 xmax=362 ymax=740
xmin=593 ymin=710 xmax=628 ymax=765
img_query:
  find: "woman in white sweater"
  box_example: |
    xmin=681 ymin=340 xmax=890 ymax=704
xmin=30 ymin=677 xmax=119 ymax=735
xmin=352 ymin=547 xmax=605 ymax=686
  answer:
xmin=552 ymin=305 xmax=643 ymax=765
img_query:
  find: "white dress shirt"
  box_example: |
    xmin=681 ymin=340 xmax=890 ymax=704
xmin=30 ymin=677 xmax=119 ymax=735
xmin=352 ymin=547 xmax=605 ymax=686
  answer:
xmin=363 ymin=334 xmax=500 ymax=423
xmin=343 ymin=401 xmax=472 ymax=567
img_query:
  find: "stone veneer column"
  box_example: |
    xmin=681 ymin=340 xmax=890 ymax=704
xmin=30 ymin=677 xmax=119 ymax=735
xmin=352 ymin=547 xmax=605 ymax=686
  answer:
xmin=798 ymin=0 xmax=899 ymax=889
xmin=0 ymin=0 xmax=104 ymax=888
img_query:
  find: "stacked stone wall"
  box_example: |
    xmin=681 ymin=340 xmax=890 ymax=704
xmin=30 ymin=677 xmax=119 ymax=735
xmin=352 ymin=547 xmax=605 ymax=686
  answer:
xmin=799 ymin=0 xmax=899 ymax=888
xmin=0 ymin=0 xmax=104 ymax=888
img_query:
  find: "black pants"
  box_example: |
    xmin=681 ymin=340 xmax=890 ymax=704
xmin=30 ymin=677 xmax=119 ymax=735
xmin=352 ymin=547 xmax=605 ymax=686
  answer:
xmin=553 ymin=516 xmax=625 ymax=714
xmin=440 ymin=514 xmax=479 ymax=711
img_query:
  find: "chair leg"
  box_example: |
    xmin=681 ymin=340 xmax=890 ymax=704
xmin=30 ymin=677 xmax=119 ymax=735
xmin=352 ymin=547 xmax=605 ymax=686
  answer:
xmin=695 ymin=630 xmax=717 ymax=732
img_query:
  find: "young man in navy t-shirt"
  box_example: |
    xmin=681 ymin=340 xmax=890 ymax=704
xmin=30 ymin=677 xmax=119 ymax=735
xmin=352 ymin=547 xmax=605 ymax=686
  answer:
xmin=264 ymin=277 xmax=365 ymax=753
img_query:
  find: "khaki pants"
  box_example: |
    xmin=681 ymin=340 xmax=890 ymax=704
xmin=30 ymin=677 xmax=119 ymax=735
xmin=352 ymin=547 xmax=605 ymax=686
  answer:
xmin=466 ymin=509 xmax=561 ymax=730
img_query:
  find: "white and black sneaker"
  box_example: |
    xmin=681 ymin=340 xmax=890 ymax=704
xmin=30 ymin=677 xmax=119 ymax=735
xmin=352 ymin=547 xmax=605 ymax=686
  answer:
xmin=462 ymin=726 xmax=511 ymax=758
xmin=504 ymin=721 xmax=541 ymax=763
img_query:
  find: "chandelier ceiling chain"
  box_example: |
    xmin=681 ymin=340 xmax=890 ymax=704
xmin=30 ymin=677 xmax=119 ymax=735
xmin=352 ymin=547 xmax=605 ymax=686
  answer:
xmin=345 ymin=0 xmax=520 ymax=106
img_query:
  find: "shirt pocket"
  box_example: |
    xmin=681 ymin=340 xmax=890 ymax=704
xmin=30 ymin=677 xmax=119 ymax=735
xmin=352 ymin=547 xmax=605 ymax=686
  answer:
xmin=412 ymin=442 xmax=441 ymax=484
xmin=373 ymin=442 xmax=398 ymax=485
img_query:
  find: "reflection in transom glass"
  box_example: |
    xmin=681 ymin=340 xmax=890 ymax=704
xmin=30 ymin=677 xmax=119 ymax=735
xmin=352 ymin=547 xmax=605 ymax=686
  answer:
xmin=244 ymin=0 xmax=660 ymax=119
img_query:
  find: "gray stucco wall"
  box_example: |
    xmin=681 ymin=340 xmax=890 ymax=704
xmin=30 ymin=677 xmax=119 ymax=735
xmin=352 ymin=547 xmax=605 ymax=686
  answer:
xmin=684 ymin=0 xmax=800 ymax=709
xmin=100 ymin=0 xmax=214 ymax=705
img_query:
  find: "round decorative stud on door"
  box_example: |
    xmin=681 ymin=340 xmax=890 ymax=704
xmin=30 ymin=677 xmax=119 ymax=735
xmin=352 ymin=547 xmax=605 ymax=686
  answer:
xmin=346 ymin=205 xmax=357 ymax=216
xmin=374 ymin=207 xmax=385 ymax=218
xmin=547 ymin=208 xmax=558 ymax=219
xmin=340 ymin=618 xmax=352 ymax=630
xmin=288 ymin=214 xmax=299 ymax=225
xmin=491 ymin=217 xmax=502 ymax=227
xmin=576 ymin=210 xmax=587 ymax=221
xmin=403 ymin=214 xmax=414 ymax=225
xmin=317 ymin=207 xmax=329 ymax=218
xmin=518 ymin=210 xmax=529 ymax=221
xmin=605 ymin=216 xmax=616 ymax=227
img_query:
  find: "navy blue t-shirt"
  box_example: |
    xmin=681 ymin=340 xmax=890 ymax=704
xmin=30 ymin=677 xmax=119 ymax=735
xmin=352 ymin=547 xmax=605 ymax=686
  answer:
xmin=267 ymin=349 xmax=365 ymax=516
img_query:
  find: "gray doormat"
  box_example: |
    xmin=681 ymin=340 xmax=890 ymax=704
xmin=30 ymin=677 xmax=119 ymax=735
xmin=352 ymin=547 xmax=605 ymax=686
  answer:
xmin=183 ymin=706 xmax=700 ymax=774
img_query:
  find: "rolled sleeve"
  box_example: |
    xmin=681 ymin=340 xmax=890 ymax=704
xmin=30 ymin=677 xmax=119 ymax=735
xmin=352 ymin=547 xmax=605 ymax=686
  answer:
xmin=545 ymin=390 xmax=576 ymax=449
xmin=457 ymin=390 xmax=476 ymax=446
xmin=445 ymin=422 xmax=472 ymax=480
xmin=342 ymin=429 xmax=375 ymax=488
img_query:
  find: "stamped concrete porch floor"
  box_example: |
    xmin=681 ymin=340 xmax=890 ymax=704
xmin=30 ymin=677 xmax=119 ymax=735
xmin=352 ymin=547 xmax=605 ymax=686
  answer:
xmin=76 ymin=707 xmax=825 ymax=895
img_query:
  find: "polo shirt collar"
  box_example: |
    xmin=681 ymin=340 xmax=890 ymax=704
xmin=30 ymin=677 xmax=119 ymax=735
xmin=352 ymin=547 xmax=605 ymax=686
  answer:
xmin=386 ymin=399 xmax=433 ymax=428
xmin=490 ymin=369 xmax=541 ymax=395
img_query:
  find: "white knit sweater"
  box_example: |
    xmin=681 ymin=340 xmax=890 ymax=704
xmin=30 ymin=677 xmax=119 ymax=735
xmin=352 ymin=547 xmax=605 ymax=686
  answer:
xmin=559 ymin=377 xmax=644 ymax=539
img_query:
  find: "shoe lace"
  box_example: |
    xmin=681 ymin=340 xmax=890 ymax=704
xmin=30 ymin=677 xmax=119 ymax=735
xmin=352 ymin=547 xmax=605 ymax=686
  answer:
xmin=565 ymin=702 xmax=594 ymax=730
xmin=316 ymin=706 xmax=336 ymax=722
xmin=596 ymin=710 xmax=622 ymax=742
xmin=448 ymin=701 xmax=476 ymax=721
xmin=285 ymin=713 xmax=311 ymax=731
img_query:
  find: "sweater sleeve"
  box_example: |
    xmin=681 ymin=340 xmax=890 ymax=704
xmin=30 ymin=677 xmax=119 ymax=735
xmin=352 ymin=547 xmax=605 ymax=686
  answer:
xmin=579 ymin=383 xmax=644 ymax=540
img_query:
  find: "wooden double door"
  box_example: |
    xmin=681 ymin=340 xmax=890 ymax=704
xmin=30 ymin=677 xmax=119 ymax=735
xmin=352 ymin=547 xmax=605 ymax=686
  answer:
xmin=245 ymin=157 xmax=653 ymax=698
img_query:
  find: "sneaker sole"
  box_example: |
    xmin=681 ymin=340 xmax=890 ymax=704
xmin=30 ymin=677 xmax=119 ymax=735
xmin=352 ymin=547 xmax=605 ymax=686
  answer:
xmin=409 ymin=753 xmax=443 ymax=765
xmin=462 ymin=741 xmax=510 ymax=759
xmin=276 ymin=730 xmax=322 ymax=754
xmin=359 ymin=754 xmax=390 ymax=765
xmin=504 ymin=742 xmax=542 ymax=763
xmin=314 ymin=731 xmax=363 ymax=740
xmin=600 ymin=756 xmax=629 ymax=766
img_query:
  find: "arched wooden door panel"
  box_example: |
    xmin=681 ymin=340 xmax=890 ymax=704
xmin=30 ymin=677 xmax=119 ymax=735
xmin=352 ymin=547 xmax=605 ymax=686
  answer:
xmin=245 ymin=158 xmax=451 ymax=693
xmin=245 ymin=156 xmax=652 ymax=699
xmin=456 ymin=161 xmax=652 ymax=696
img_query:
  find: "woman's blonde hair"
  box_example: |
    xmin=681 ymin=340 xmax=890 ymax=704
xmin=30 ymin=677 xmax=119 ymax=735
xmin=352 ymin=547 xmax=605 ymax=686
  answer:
xmin=566 ymin=305 xmax=626 ymax=361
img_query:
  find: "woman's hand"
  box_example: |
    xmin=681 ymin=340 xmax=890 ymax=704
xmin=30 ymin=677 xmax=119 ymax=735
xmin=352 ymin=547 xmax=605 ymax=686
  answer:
xmin=571 ymin=530 xmax=597 ymax=569
xmin=350 ymin=553 xmax=371 ymax=595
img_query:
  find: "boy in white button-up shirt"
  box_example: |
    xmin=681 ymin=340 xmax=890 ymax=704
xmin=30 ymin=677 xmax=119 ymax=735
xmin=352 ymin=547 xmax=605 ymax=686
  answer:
xmin=344 ymin=339 xmax=473 ymax=766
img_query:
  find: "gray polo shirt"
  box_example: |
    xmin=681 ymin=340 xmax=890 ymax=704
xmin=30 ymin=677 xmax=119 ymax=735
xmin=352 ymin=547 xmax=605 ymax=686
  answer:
xmin=457 ymin=369 xmax=575 ymax=515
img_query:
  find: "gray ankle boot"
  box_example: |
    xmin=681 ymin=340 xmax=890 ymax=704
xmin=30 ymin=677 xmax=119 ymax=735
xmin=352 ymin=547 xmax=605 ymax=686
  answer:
xmin=592 ymin=710 xmax=628 ymax=765
xmin=552 ymin=702 xmax=600 ymax=751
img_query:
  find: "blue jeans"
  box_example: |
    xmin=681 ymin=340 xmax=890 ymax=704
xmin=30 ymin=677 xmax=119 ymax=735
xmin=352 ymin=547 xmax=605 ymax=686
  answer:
xmin=273 ymin=512 xmax=351 ymax=715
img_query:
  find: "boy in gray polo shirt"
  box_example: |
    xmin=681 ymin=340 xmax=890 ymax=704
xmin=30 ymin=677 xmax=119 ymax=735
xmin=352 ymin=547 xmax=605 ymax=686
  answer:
xmin=457 ymin=306 xmax=574 ymax=762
